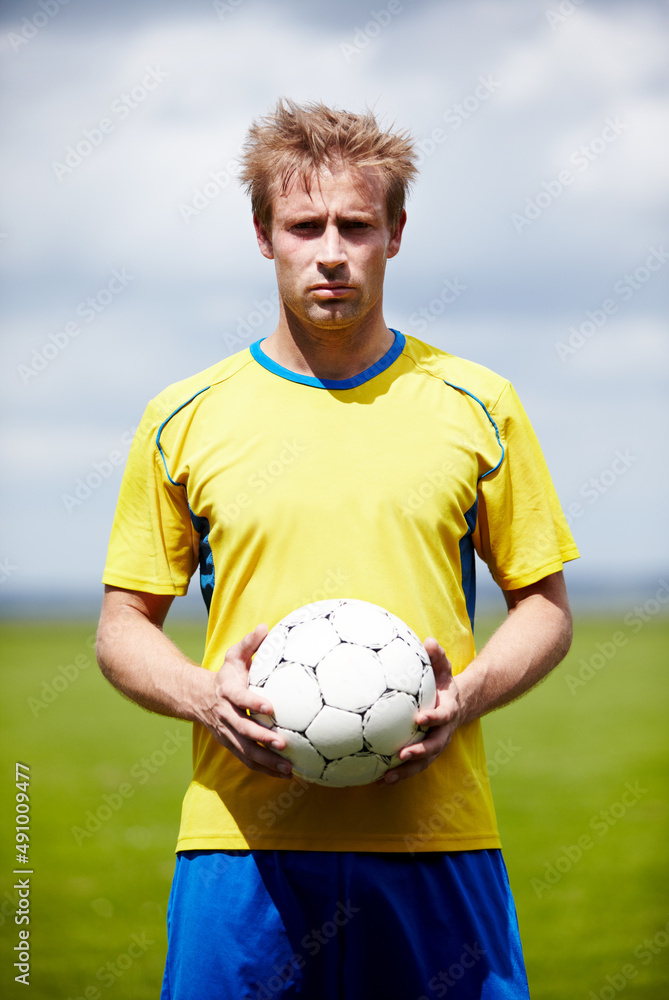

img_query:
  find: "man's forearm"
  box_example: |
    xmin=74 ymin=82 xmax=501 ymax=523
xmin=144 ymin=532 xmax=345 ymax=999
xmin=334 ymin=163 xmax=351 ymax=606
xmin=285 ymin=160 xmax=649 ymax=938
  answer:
xmin=455 ymin=573 xmax=573 ymax=727
xmin=96 ymin=588 xmax=292 ymax=778
xmin=96 ymin=595 xmax=212 ymax=722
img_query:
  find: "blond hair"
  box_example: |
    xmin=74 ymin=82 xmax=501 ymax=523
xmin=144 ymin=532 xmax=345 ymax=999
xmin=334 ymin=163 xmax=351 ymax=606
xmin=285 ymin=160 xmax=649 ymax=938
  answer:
xmin=239 ymin=99 xmax=418 ymax=230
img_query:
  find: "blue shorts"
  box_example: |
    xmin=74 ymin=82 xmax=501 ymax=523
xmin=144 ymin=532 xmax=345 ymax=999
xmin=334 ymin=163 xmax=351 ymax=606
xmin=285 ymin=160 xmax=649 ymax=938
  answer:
xmin=160 ymin=849 xmax=529 ymax=1000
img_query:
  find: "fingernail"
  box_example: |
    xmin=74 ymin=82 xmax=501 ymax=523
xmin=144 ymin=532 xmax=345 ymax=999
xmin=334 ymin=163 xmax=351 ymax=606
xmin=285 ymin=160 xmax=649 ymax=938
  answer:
xmin=385 ymin=772 xmax=399 ymax=784
xmin=278 ymin=762 xmax=292 ymax=774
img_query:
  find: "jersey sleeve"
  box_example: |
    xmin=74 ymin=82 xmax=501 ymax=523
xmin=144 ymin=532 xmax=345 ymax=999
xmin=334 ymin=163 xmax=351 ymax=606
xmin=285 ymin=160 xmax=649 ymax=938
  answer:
xmin=472 ymin=381 xmax=580 ymax=590
xmin=101 ymin=399 xmax=198 ymax=595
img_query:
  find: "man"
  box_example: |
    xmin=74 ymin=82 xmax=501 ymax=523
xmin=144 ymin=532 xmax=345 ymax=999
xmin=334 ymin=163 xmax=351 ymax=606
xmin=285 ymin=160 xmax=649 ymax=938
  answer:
xmin=97 ymin=99 xmax=579 ymax=999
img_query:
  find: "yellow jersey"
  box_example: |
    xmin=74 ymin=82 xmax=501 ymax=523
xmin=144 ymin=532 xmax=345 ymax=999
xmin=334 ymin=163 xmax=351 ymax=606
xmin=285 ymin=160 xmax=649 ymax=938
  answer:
xmin=103 ymin=331 xmax=579 ymax=852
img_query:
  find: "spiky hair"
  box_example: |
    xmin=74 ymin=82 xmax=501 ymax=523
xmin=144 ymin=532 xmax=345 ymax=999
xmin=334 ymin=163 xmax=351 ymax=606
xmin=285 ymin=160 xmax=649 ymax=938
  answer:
xmin=239 ymin=99 xmax=418 ymax=230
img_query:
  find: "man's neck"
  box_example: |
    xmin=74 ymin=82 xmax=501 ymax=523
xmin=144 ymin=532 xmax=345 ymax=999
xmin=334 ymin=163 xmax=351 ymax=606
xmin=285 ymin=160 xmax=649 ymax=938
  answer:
xmin=260 ymin=312 xmax=395 ymax=382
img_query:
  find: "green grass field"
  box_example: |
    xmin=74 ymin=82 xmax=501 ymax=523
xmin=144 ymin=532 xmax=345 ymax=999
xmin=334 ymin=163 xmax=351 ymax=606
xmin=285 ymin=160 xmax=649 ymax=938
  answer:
xmin=1 ymin=614 xmax=667 ymax=999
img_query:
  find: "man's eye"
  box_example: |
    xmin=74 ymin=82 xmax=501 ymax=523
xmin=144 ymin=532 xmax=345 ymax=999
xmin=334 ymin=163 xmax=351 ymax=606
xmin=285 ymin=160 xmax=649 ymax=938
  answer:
xmin=292 ymin=221 xmax=317 ymax=230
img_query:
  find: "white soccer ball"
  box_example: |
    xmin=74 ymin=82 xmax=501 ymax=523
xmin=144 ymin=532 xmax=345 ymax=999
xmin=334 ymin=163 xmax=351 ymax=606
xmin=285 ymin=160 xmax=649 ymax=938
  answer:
xmin=248 ymin=599 xmax=437 ymax=787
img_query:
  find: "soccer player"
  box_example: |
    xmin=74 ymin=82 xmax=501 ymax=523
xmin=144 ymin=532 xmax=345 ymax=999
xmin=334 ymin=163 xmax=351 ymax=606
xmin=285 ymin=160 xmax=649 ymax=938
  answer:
xmin=96 ymin=99 xmax=579 ymax=999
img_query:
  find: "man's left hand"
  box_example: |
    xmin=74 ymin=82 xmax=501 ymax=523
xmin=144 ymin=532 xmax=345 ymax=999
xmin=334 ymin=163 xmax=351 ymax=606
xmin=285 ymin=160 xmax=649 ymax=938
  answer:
xmin=379 ymin=637 xmax=462 ymax=784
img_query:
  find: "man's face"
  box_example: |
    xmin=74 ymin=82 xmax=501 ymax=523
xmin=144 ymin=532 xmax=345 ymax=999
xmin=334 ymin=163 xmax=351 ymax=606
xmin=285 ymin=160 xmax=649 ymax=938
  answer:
xmin=255 ymin=164 xmax=405 ymax=333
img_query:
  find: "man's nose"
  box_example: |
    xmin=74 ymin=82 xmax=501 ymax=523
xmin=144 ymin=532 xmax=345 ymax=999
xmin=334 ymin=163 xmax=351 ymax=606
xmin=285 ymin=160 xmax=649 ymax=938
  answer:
xmin=317 ymin=224 xmax=347 ymax=269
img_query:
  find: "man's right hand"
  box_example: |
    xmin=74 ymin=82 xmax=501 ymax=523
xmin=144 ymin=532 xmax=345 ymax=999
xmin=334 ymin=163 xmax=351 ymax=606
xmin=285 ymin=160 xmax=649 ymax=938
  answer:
xmin=96 ymin=588 xmax=293 ymax=781
xmin=197 ymin=624 xmax=294 ymax=779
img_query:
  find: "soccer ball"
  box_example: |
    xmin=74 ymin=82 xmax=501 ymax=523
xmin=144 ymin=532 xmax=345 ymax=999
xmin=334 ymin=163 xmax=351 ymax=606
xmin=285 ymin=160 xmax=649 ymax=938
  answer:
xmin=248 ymin=599 xmax=437 ymax=787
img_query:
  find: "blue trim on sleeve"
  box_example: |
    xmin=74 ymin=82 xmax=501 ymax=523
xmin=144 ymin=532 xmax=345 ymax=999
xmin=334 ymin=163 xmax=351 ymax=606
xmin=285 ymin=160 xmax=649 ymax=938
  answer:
xmin=442 ymin=380 xmax=504 ymax=631
xmin=155 ymin=387 xmax=215 ymax=611
xmin=155 ymin=387 xmax=211 ymax=486
xmin=442 ymin=380 xmax=505 ymax=479
xmin=249 ymin=330 xmax=405 ymax=389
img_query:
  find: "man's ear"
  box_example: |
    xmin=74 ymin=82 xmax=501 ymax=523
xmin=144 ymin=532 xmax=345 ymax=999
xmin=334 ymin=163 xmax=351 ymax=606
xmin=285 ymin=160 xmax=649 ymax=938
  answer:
xmin=254 ymin=214 xmax=274 ymax=260
xmin=387 ymin=209 xmax=407 ymax=260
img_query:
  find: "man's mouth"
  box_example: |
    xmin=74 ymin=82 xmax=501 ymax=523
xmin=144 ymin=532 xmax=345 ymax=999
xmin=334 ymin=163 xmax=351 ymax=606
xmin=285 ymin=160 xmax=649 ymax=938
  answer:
xmin=310 ymin=283 xmax=354 ymax=297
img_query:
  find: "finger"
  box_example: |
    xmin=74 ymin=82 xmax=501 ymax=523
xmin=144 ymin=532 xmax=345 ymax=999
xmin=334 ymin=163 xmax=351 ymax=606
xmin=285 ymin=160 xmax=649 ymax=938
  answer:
xmin=233 ymin=708 xmax=288 ymax=751
xmin=418 ymin=641 xmax=458 ymax=726
xmin=218 ymin=678 xmax=275 ymax=718
xmin=379 ymin=728 xmax=455 ymax=783
xmin=423 ymin=636 xmax=452 ymax=682
xmin=228 ymin=749 xmax=293 ymax=779
xmin=216 ymin=626 xmax=271 ymax=700
xmin=380 ymin=754 xmax=435 ymax=783
xmin=210 ymin=724 xmax=293 ymax=778
xmin=226 ymin=623 xmax=269 ymax=668
xmin=382 ymin=719 xmax=456 ymax=786
xmin=401 ymin=724 xmax=454 ymax=760
xmin=210 ymin=695 xmax=286 ymax=750
xmin=416 ymin=694 xmax=459 ymax=727
xmin=238 ymin=739 xmax=293 ymax=777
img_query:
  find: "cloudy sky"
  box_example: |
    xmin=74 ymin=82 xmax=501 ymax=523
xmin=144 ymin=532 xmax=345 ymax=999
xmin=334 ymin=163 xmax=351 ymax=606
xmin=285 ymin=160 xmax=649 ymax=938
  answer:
xmin=0 ymin=0 xmax=667 ymax=615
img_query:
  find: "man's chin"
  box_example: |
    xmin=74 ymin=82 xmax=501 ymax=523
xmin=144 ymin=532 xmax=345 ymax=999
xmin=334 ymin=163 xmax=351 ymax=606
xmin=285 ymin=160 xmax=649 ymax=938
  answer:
xmin=303 ymin=304 xmax=364 ymax=329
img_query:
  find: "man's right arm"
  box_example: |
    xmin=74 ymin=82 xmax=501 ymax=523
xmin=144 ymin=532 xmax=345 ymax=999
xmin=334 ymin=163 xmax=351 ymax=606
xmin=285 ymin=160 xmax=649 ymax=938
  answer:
xmin=95 ymin=586 xmax=292 ymax=779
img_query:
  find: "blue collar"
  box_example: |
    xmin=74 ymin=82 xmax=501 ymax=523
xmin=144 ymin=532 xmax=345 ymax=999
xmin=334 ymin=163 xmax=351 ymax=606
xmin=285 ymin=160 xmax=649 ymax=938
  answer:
xmin=249 ymin=329 xmax=405 ymax=389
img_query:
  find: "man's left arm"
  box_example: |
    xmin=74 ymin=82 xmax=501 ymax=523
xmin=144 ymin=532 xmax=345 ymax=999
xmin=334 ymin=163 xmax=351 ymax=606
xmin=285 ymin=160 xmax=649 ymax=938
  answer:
xmin=383 ymin=570 xmax=573 ymax=783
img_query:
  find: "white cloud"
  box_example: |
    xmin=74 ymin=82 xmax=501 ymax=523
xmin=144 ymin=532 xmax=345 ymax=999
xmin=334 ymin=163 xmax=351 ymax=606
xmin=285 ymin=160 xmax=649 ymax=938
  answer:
xmin=1 ymin=0 xmax=667 ymax=597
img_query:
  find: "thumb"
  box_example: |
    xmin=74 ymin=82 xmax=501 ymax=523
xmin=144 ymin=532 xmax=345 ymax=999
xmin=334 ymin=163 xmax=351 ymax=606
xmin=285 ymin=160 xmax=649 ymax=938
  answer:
xmin=418 ymin=637 xmax=454 ymax=724
xmin=423 ymin=636 xmax=453 ymax=687
xmin=222 ymin=623 xmax=269 ymax=676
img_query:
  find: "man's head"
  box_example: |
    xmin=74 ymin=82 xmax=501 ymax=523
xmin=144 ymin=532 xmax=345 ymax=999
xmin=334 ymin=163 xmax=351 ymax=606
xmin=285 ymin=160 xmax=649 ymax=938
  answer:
xmin=239 ymin=99 xmax=417 ymax=233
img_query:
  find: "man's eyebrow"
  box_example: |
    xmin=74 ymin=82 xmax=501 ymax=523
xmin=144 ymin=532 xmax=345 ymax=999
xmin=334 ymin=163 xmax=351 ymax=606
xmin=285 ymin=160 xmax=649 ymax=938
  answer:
xmin=283 ymin=209 xmax=375 ymax=225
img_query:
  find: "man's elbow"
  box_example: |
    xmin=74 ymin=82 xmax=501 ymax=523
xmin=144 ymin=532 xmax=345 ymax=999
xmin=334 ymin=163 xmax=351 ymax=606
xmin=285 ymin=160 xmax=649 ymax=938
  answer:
xmin=552 ymin=596 xmax=574 ymax=666
xmin=95 ymin=619 xmax=114 ymax=682
xmin=559 ymin=605 xmax=574 ymax=658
